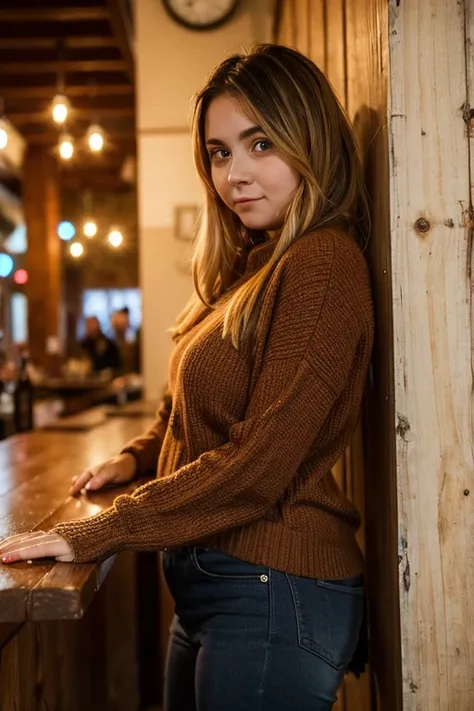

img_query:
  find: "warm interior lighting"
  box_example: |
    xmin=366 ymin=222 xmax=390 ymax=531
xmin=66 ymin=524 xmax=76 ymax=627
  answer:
xmin=58 ymin=133 xmax=74 ymax=160
xmin=0 ymin=253 xmax=14 ymax=278
xmin=0 ymin=127 xmax=7 ymax=150
xmin=51 ymin=94 xmax=70 ymax=124
xmin=57 ymin=221 xmax=76 ymax=241
xmin=69 ymin=242 xmax=84 ymax=258
xmin=83 ymin=220 xmax=97 ymax=238
xmin=108 ymin=229 xmax=123 ymax=248
xmin=14 ymin=269 xmax=28 ymax=285
xmin=87 ymin=124 xmax=104 ymax=152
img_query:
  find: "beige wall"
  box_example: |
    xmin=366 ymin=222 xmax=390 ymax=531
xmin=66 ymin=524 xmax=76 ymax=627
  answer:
xmin=135 ymin=0 xmax=274 ymax=398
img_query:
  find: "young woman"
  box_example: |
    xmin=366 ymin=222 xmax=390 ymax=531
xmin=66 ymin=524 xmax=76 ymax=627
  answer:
xmin=0 ymin=44 xmax=373 ymax=710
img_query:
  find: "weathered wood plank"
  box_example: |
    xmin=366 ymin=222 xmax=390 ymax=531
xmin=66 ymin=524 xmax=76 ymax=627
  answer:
xmin=389 ymin=0 xmax=474 ymax=708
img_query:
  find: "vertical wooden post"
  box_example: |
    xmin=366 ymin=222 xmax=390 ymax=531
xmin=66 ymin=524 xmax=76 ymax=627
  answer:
xmin=389 ymin=0 xmax=473 ymax=708
xmin=23 ymin=146 xmax=63 ymax=372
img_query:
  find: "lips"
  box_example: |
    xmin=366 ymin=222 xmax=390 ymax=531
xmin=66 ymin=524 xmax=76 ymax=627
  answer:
xmin=234 ymin=197 xmax=262 ymax=205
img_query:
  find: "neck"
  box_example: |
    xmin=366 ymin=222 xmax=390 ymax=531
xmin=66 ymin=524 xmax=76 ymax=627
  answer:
xmin=266 ymin=229 xmax=280 ymax=241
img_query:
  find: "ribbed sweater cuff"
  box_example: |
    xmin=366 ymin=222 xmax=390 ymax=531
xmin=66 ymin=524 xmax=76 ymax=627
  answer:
xmin=52 ymin=506 xmax=130 ymax=563
xmin=119 ymin=445 xmax=150 ymax=477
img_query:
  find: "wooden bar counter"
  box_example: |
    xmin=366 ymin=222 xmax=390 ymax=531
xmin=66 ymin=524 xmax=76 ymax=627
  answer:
xmin=0 ymin=407 xmax=160 ymax=710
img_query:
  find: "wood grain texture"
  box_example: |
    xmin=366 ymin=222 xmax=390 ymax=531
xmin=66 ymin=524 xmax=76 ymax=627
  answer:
xmin=389 ymin=0 xmax=474 ymax=708
xmin=308 ymin=0 xmax=325 ymax=71
xmin=0 ymin=554 xmax=140 ymax=710
xmin=324 ymin=0 xmax=346 ymax=105
xmin=0 ymin=413 xmax=154 ymax=622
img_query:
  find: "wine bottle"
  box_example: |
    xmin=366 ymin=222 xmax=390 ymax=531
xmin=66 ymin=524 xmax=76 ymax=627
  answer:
xmin=13 ymin=353 xmax=34 ymax=433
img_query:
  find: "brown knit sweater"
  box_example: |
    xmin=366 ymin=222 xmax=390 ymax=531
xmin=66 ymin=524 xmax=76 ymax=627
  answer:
xmin=54 ymin=229 xmax=374 ymax=579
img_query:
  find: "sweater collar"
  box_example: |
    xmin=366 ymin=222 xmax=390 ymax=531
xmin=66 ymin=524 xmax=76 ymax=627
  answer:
xmin=245 ymin=238 xmax=277 ymax=274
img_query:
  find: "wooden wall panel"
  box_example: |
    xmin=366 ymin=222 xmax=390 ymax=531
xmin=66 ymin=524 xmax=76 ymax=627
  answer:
xmin=388 ymin=1 xmax=473 ymax=708
xmin=308 ymin=0 xmax=326 ymax=71
xmin=324 ymin=0 xmax=346 ymax=105
xmin=275 ymin=0 xmax=297 ymax=46
xmin=343 ymin=1 xmax=397 ymax=709
xmin=295 ymin=0 xmax=311 ymax=57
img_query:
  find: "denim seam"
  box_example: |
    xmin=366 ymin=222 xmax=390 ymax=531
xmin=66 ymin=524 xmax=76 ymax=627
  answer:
xmin=256 ymin=568 xmax=273 ymax=705
xmin=190 ymin=547 xmax=264 ymax=582
xmin=316 ymin=579 xmax=364 ymax=595
xmin=284 ymin=573 xmax=344 ymax=672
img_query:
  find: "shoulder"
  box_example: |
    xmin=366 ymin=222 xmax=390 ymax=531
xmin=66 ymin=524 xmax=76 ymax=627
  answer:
xmin=276 ymin=229 xmax=370 ymax=299
xmin=270 ymin=229 xmax=373 ymax=333
xmin=282 ymin=229 xmax=368 ymax=276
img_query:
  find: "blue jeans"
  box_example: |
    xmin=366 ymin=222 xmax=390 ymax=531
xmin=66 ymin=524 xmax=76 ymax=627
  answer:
xmin=162 ymin=546 xmax=364 ymax=711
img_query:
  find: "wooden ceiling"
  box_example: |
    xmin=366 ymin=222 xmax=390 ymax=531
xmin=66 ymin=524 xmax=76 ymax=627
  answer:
xmin=0 ymin=0 xmax=135 ymax=192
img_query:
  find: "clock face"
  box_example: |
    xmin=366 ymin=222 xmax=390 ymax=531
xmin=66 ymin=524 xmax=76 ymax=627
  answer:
xmin=163 ymin=0 xmax=239 ymax=30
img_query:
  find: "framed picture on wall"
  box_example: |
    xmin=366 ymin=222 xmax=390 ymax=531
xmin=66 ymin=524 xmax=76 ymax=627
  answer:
xmin=174 ymin=205 xmax=199 ymax=242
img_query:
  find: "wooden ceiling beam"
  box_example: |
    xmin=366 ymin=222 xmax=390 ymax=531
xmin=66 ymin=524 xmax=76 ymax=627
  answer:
xmin=0 ymin=85 xmax=133 ymax=100
xmin=0 ymin=8 xmax=109 ymax=22
xmin=105 ymin=0 xmax=135 ymax=83
xmin=0 ymin=37 xmax=119 ymax=50
xmin=9 ymin=107 xmax=134 ymax=124
xmin=0 ymin=60 xmax=127 ymax=74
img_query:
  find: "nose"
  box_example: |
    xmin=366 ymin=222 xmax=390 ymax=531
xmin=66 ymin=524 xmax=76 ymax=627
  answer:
xmin=227 ymin=156 xmax=253 ymax=187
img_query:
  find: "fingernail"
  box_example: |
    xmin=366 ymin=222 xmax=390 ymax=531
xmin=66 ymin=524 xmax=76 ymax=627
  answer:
xmin=85 ymin=482 xmax=91 ymax=490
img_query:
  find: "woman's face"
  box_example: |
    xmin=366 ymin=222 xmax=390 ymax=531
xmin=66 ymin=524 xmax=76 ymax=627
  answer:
xmin=205 ymin=94 xmax=300 ymax=232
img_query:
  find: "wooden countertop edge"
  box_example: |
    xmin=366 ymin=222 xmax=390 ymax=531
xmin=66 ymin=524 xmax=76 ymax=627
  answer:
xmin=27 ymin=555 xmax=117 ymax=621
xmin=0 ymin=621 xmax=22 ymax=649
xmin=0 ymin=412 xmax=155 ymax=624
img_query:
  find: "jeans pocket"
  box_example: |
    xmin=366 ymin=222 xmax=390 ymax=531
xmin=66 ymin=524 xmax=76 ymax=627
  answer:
xmin=286 ymin=573 xmax=364 ymax=670
xmin=190 ymin=547 xmax=269 ymax=582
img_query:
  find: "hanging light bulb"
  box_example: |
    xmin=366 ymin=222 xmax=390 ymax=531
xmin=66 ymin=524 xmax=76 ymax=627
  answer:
xmin=69 ymin=242 xmax=84 ymax=258
xmin=87 ymin=124 xmax=104 ymax=152
xmin=0 ymin=101 xmax=7 ymax=150
xmin=0 ymin=127 xmax=7 ymax=150
xmin=58 ymin=133 xmax=74 ymax=160
xmin=51 ymin=94 xmax=70 ymax=124
xmin=83 ymin=220 xmax=97 ymax=238
xmin=108 ymin=229 xmax=123 ymax=248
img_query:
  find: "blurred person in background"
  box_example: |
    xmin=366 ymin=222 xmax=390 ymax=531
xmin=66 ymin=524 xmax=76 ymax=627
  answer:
xmin=80 ymin=316 xmax=122 ymax=373
xmin=112 ymin=306 xmax=138 ymax=373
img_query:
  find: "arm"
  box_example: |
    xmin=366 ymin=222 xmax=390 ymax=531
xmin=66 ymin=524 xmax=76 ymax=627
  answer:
xmin=120 ymin=385 xmax=173 ymax=475
xmin=53 ymin=238 xmax=372 ymax=562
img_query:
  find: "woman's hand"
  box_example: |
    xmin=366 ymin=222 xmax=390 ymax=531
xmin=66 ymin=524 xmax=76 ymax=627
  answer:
xmin=0 ymin=531 xmax=74 ymax=564
xmin=69 ymin=453 xmax=137 ymax=496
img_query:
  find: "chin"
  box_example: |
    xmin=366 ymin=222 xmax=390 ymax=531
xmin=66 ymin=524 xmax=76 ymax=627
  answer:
xmin=239 ymin=216 xmax=280 ymax=231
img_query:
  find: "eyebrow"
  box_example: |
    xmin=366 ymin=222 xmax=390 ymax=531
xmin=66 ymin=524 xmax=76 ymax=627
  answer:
xmin=206 ymin=125 xmax=264 ymax=146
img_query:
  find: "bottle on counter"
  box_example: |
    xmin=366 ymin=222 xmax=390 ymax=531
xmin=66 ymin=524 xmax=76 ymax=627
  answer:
xmin=13 ymin=352 xmax=34 ymax=433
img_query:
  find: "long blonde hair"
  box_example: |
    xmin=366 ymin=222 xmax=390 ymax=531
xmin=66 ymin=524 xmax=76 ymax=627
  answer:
xmin=171 ymin=44 xmax=369 ymax=349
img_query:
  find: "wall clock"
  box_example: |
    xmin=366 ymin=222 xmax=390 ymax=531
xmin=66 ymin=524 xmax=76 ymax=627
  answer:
xmin=162 ymin=0 xmax=240 ymax=31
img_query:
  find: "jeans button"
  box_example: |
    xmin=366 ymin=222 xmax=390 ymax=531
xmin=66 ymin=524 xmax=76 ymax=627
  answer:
xmin=260 ymin=574 xmax=269 ymax=583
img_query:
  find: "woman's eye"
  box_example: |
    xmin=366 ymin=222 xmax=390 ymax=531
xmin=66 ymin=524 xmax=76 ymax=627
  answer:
xmin=253 ymin=139 xmax=272 ymax=152
xmin=210 ymin=148 xmax=230 ymax=160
